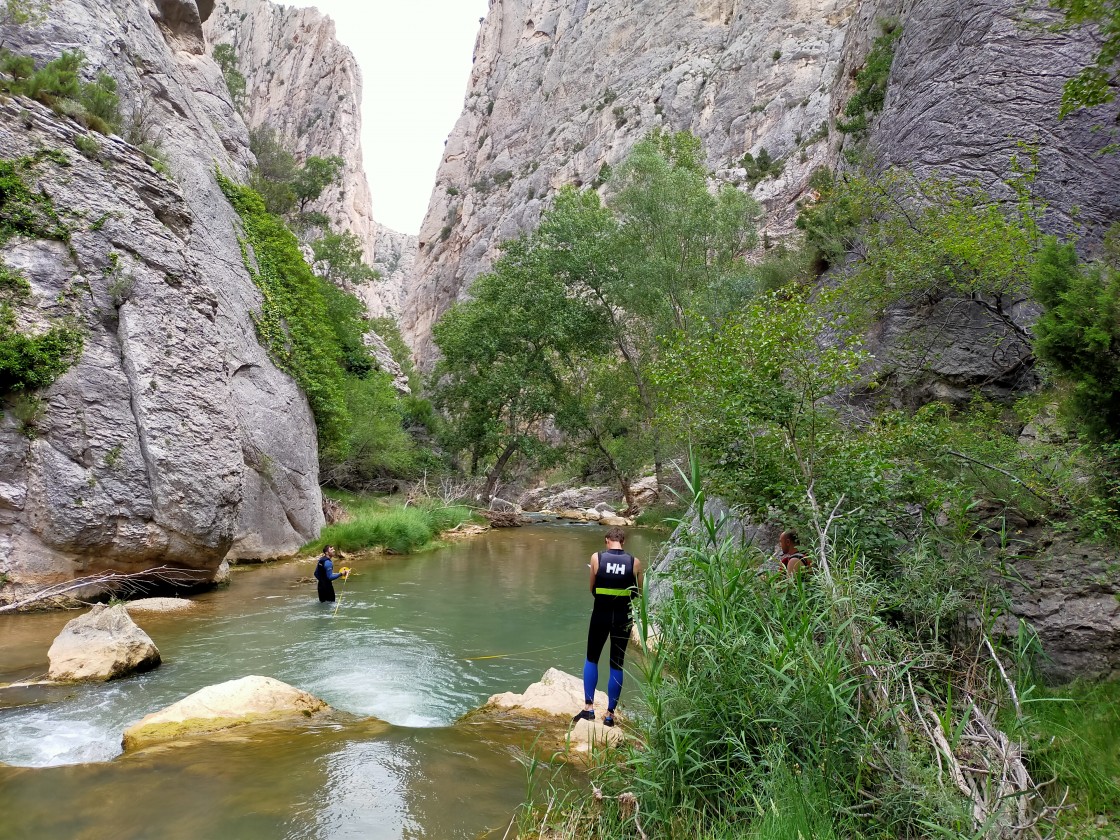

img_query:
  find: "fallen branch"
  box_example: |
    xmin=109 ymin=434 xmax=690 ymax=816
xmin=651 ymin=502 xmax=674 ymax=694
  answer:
xmin=0 ymin=566 xmax=209 ymax=614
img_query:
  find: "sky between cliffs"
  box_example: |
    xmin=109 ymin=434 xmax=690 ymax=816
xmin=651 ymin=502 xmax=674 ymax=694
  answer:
xmin=290 ymin=0 xmax=490 ymax=235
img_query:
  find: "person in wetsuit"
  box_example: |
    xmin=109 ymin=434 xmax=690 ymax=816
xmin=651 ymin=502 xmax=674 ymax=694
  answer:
xmin=313 ymin=545 xmax=350 ymax=602
xmin=573 ymin=526 xmax=643 ymax=727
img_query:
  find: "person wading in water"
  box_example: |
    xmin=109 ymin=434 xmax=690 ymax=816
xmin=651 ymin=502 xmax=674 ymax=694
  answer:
xmin=574 ymin=526 xmax=643 ymax=727
xmin=313 ymin=545 xmax=350 ymax=603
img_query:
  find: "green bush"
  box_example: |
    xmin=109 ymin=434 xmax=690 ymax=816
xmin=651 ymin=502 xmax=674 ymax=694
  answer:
xmin=303 ymin=496 xmax=474 ymax=555
xmin=0 ymin=153 xmax=83 ymax=398
xmin=0 ymin=50 xmax=121 ymax=135
xmin=837 ymin=22 xmax=901 ymax=136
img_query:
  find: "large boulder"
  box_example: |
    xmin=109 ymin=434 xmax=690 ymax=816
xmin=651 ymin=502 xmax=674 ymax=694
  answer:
xmin=521 ymin=485 xmax=620 ymax=513
xmin=122 ymin=675 xmax=329 ymax=750
xmin=47 ymin=604 xmax=161 ymax=682
xmin=477 ymin=668 xmax=622 ymax=752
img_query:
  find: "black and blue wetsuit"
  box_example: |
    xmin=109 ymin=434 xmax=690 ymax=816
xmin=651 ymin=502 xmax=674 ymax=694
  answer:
xmin=314 ymin=555 xmax=343 ymax=602
xmin=583 ymin=549 xmax=638 ymax=713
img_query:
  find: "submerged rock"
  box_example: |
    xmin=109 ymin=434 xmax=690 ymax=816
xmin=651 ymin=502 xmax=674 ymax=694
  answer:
xmin=47 ymin=604 xmax=161 ymax=682
xmin=476 ymin=668 xmax=623 ymax=752
xmin=122 ymin=675 xmax=329 ymax=750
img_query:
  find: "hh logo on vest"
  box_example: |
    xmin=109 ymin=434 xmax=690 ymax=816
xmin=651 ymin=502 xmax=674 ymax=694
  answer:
xmin=606 ymin=562 xmax=626 ymax=575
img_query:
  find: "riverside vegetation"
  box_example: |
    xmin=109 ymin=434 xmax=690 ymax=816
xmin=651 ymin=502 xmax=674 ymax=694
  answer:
xmin=428 ymin=108 xmax=1119 ymax=840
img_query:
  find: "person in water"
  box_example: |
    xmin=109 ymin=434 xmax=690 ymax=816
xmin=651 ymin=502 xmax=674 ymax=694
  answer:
xmin=574 ymin=526 xmax=643 ymax=727
xmin=313 ymin=545 xmax=350 ymax=602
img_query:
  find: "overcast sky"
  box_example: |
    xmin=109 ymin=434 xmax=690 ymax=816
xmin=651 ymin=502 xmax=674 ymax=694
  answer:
xmin=289 ymin=1 xmax=491 ymax=234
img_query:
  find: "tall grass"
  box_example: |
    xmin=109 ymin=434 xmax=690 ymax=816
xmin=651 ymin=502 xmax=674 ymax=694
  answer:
xmin=1013 ymin=680 xmax=1120 ymax=823
xmin=303 ymin=492 xmax=475 ymax=555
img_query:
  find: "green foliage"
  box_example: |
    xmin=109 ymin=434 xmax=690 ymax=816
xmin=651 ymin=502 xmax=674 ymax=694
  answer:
xmin=292 ymin=154 xmax=344 ymax=210
xmin=837 ymin=22 xmax=901 ymax=136
xmin=0 ymin=151 xmax=69 ymax=244
xmin=0 ymin=260 xmax=30 ymax=302
xmin=247 ymin=126 xmax=343 ymax=217
xmin=0 ymin=153 xmax=82 ymax=398
xmin=211 ymin=43 xmax=245 ymax=111
xmin=217 ymin=171 xmax=365 ymax=451
xmin=0 ymin=0 xmax=50 ymax=29
xmin=0 ymin=49 xmax=121 ymax=135
xmin=1011 ymin=680 xmax=1120 ymax=821
xmin=303 ymin=493 xmax=474 ymax=555
xmin=0 ymin=304 xmax=83 ymax=393
xmin=247 ymin=126 xmax=298 ymax=215
xmin=737 ymin=146 xmax=784 ymax=188
xmin=72 ymin=132 xmax=98 ymax=158
xmin=310 ymin=229 xmax=379 ymax=285
xmin=1051 ymin=0 xmax=1120 ymax=122
xmin=1031 ymin=232 xmax=1120 ymax=442
xmin=319 ymin=374 xmax=417 ymax=488
xmin=433 ymin=131 xmax=760 ymax=496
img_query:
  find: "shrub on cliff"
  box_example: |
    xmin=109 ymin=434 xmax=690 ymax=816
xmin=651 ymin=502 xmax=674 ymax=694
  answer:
xmin=0 ymin=49 xmax=121 ymax=135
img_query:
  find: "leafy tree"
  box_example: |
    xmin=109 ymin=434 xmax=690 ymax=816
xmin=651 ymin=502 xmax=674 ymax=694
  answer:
xmin=211 ymin=43 xmax=246 ymax=112
xmin=248 ymin=126 xmax=297 ymax=215
xmin=320 ymin=373 xmax=416 ymax=489
xmin=1051 ymin=0 xmax=1120 ymax=120
xmin=293 ymin=155 xmax=344 ymax=211
xmin=311 ymin=229 xmax=378 ymax=285
xmin=432 ymin=238 xmax=610 ymax=500
xmin=1031 ymin=231 xmax=1120 ymax=441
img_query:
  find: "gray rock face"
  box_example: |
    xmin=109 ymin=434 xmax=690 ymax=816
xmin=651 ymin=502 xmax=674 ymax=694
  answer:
xmin=202 ymin=0 xmax=418 ymax=324
xmin=47 ymin=604 xmax=161 ymax=681
xmin=404 ymin=0 xmax=859 ymax=367
xmin=402 ymin=0 xmax=1119 ymax=388
xmin=996 ymin=532 xmax=1120 ymax=682
xmin=0 ymin=0 xmax=323 ymax=587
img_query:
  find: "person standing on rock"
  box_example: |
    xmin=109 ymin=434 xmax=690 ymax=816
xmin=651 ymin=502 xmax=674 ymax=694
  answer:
xmin=313 ymin=545 xmax=349 ymax=603
xmin=574 ymin=526 xmax=643 ymax=727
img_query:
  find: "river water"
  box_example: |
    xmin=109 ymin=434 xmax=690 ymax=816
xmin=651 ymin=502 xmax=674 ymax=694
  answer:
xmin=0 ymin=524 xmax=662 ymax=840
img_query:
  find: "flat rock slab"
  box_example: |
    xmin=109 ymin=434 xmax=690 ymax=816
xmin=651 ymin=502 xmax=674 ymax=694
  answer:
xmin=477 ymin=668 xmax=623 ymax=753
xmin=122 ymin=675 xmax=329 ymax=750
xmin=124 ymin=598 xmax=195 ymax=613
xmin=47 ymin=604 xmax=161 ymax=682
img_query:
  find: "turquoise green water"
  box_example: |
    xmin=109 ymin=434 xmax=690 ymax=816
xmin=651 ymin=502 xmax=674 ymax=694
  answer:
xmin=0 ymin=524 xmax=662 ymax=839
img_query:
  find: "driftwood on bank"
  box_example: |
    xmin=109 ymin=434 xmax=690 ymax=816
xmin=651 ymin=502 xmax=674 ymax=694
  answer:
xmin=0 ymin=566 xmax=210 ymax=614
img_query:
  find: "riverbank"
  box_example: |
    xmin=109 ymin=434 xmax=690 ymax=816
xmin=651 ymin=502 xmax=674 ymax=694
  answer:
xmin=303 ymin=490 xmax=480 ymax=556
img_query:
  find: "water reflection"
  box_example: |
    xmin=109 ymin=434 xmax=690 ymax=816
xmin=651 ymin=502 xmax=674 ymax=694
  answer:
xmin=0 ymin=524 xmax=662 ymax=838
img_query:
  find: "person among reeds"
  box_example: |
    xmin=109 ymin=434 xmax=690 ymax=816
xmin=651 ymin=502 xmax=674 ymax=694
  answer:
xmin=313 ymin=545 xmax=350 ymax=603
xmin=574 ymin=526 xmax=643 ymax=727
xmin=778 ymin=529 xmax=811 ymax=577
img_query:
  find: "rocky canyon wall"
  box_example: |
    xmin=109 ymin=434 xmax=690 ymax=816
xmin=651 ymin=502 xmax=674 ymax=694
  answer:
xmin=403 ymin=0 xmax=1119 ymax=372
xmin=0 ymin=0 xmax=325 ymax=593
xmin=203 ymin=0 xmax=417 ymax=321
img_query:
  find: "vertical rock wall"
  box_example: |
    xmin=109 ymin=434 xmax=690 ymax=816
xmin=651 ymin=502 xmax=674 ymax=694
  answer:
xmin=203 ymin=0 xmax=418 ymax=322
xmin=0 ymin=0 xmax=324 ymax=589
xmin=401 ymin=0 xmax=1118 ymax=371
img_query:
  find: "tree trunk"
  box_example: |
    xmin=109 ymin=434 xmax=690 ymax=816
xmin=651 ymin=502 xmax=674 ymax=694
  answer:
xmin=482 ymin=440 xmax=519 ymax=501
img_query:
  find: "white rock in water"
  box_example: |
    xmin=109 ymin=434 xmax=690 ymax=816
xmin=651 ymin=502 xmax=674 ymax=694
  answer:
xmin=482 ymin=668 xmax=622 ymax=750
xmin=123 ymin=598 xmax=194 ymax=613
xmin=600 ymin=516 xmax=631 ymax=527
xmin=48 ymin=604 xmax=161 ymax=682
xmin=122 ymin=675 xmax=329 ymax=750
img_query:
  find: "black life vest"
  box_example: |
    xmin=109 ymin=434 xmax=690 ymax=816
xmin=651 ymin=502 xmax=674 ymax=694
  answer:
xmin=314 ymin=555 xmax=329 ymax=582
xmin=594 ymin=549 xmax=637 ymax=599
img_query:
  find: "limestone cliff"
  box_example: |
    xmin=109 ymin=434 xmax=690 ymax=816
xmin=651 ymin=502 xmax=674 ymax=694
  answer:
xmin=403 ymin=0 xmax=1119 ymax=372
xmin=203 ymin=0 xmax=416 ymax=323
xmin=0 ymin=0 xmax=324 ymax=593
